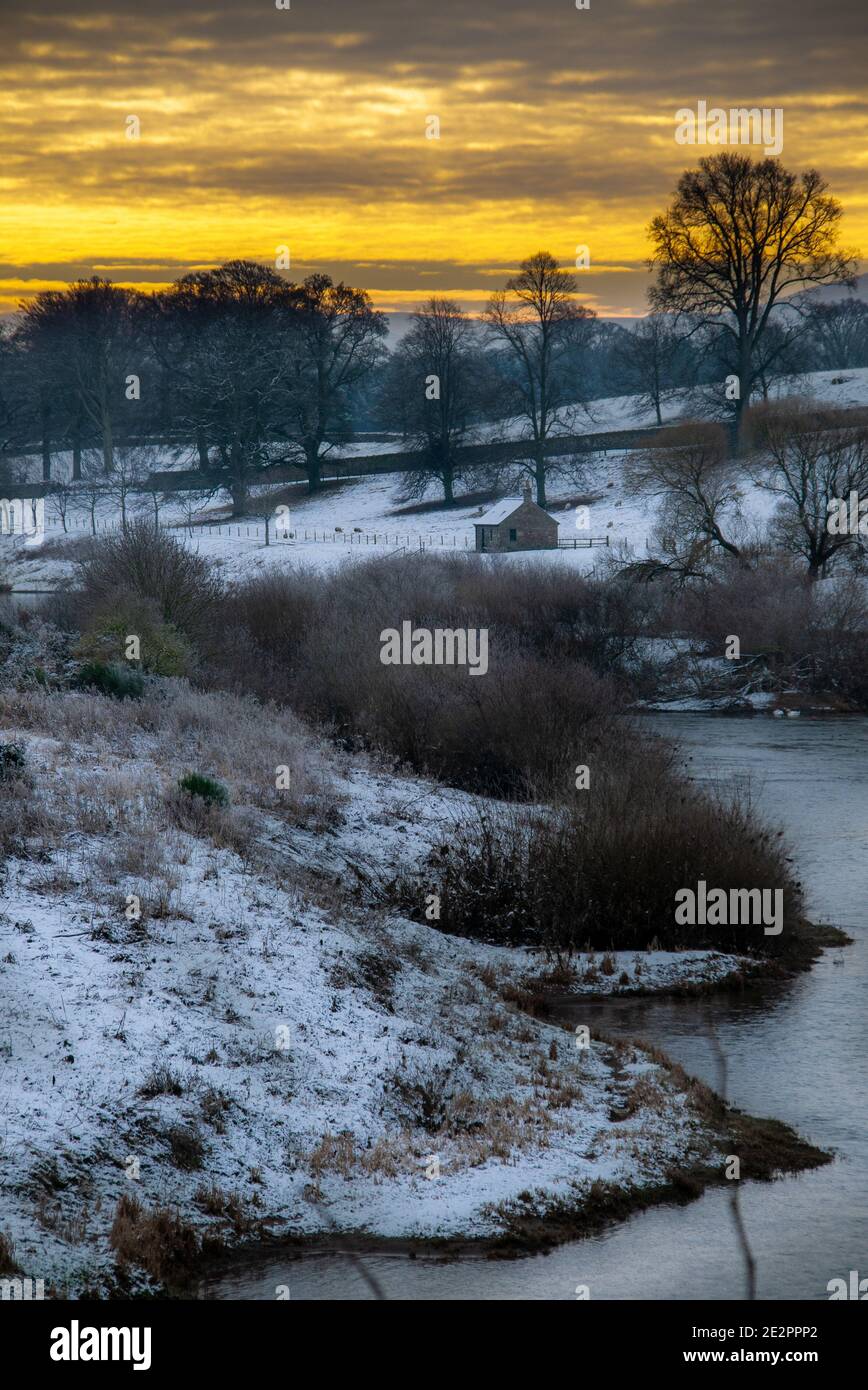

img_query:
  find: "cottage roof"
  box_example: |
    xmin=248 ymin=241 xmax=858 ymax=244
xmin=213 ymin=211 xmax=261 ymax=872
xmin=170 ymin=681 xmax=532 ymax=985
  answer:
xmin=474 ymin=496 xmax=556 ymax=527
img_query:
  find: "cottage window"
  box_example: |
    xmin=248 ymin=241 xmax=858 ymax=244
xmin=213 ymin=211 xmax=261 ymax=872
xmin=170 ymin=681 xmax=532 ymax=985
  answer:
xmin=509 ymin=528 xmax=517 ymax=541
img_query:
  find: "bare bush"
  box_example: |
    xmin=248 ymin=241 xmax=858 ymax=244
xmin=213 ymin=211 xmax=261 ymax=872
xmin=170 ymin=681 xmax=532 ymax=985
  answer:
xmin=390 ymin=744 xmax=802 ymax=956
xmin=77 ymin=519 xmax=221 ymax=640
xmin=664 ymin=559 xmax=868 ymax=704
xmin=213 ymin=555 xmax=632 ymax=797
xmin=109 ymin=1193 xmax=201 ymax=1286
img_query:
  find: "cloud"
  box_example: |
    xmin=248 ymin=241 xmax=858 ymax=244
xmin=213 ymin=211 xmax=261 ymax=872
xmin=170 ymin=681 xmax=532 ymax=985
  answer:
xmin=0 ymin=0 xmax=864 ymax=315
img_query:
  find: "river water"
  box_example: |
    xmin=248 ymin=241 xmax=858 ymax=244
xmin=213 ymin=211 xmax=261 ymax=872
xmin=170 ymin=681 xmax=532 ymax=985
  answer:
xmin=205 ymin=714 xmax=868 ymax=1300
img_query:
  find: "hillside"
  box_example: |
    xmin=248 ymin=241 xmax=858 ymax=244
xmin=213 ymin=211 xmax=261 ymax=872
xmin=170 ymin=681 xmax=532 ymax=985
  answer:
xmin=4 ymin=368 xmax=868 ymax=592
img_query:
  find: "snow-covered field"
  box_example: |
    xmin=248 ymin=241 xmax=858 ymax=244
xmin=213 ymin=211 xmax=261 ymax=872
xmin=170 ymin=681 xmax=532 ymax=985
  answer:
xmin=0 ymin=674 xmax=748 ymax=1292
xmin=4 ymin=368 xmax=867 ymax=591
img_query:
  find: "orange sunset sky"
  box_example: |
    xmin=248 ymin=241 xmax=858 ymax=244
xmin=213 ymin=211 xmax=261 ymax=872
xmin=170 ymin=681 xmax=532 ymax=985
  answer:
xmin=1 ymin=0 xmax=865 ymax=322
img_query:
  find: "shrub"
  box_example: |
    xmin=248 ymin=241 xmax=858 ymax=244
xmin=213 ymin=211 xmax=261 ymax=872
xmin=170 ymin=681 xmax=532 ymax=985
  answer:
xmin=76 ymin=592 xmax=194 ymax=677
xmin=192 ymin=1186 xmax=254 ymax=1236
xmin=665 ymin=559 xmax=814 ymax=669
xmin=199 ymin=1086 xmax=232 ymax=1132
xmin=138 ymin=1065 xmax=185 ymax=1099
xmin=356 ymin=948 xmax=400 ymax=1007
xmin=0 ymin=741 xmax=26 ymax=782
xmin=178 ymin=772 xmax=229 ymax=807
xmin=77 ymin=520 xmax=221 ymax=641
xmin=385 ymin=1062 xmax=455 ymax=1134
xmin=0 ymin=610 xmax=73 ymax=692
xmin=109 ymin=1194 xmax=200 ymax=1286
xmin=662 ymin=561 xmax=868 ymax=706
xmin=75 ymin=661 xmax=145 ymax=701
xmin=308 ymin=1131 xmax=357 ymax=1179
xmin=165 ymin=1123 xmax=206 ymax=1171
xmin=0 ymin=1229 xmax=21 ymax=1275
xmin=206 ymin=555 xmax=639 ymax=796
xmin=390 ymin=743 xmax=802 ymax=956
xmin=0 ymin=771 xmax=60 ymax=862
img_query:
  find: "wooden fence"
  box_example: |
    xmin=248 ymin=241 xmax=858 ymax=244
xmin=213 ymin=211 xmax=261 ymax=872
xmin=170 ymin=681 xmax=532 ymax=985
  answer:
xmin=24 ymin=517 xmax=611 ymax=550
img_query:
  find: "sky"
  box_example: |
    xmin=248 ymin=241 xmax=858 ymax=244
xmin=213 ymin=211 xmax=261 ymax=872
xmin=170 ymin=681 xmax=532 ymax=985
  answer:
xmin=0 ymin=0 xmax=865 ymax=322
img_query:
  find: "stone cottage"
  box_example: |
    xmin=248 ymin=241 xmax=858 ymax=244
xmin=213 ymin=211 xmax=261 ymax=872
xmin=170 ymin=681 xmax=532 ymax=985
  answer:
xmin=473 ymin=481 xmax=559 ymax=552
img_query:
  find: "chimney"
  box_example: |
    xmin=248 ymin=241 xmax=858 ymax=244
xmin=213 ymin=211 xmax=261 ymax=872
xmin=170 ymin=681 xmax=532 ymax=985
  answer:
xmin=521 ymin=479 xmax=532 ymax=504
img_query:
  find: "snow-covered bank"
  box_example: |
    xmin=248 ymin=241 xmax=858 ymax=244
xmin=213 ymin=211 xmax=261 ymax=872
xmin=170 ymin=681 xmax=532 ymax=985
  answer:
xmin=628 ymin=632 xmax=867 ymax=716
xmin=0 ymin=680 xmax=775 ymax=1295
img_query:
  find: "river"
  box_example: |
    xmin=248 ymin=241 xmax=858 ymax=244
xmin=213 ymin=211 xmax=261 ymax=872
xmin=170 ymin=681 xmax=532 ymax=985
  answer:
xmin=204 ymin=714 xmax=868 ymax=1300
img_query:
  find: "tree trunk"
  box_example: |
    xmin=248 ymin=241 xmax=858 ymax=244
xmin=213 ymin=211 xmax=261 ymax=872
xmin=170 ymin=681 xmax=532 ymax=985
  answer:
xmin=442 ymin=460 xmax=454 ymax=505
xmin=731 ymin=346 xmax=751 ymax=455
xmin=229 ymin=479 xmax=248 ymax=516
xmin=535 ymin=458 xmax=546 ymax=508
xmin=41 ymin=403 xmax=51 ymax=481
xmin=72 ymin=429 xmax=82 ymax=481
xmin=306 ymin=454 xmax=322 ymax=494
xmin=728 ymin=411 xmax=743 ymax=458
xmin=197 ymin=432 xmax=210 ymax=471
xmin=102 ymin=411 xmax=114 ymax=473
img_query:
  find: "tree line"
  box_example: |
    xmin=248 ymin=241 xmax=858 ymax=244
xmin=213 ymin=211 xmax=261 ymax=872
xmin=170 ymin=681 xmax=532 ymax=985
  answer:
xmin=0 ymin=153 xmax=862 ymax=515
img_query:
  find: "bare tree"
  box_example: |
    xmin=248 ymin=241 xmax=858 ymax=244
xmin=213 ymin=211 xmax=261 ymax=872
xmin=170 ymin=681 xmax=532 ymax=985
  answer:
xmin=154 ymin=261 xmax=297 ymax=516
xmin=12 ymin=298 xmax=70 ymax=481
xmin=104 ymin=448 xmax=150 ymax=534
xmin=76 ymin=456 xmax=109 ymax=536
xmin=0 ymin=321 xmax=33 ymax=459
xmin=380 ymin=298 xmax=498 ymax=504
xmin=484 ymin=251 xmax=595 ymax=506
xmin=139 ymin=472 xmax=170 ymax=529
xmin=281 ymin=273 xmax=388 ymax=494
xmin=613 ymin=314 xmax=693 ymax=425
xmin=649 ymin=155 xmax=857 ymax=444
xmin=749 ymin=401 xmax=868 ymax=578
xmin=624 ymin=422 xmax=745 ymax=580
xmin=800 ymin=296 xmax=868 ymax=372
xmin=49 ymin=479 xmax=75 ymax=534
xmin=20 ymin=278 xmax=142 ymax=476
xmin=240 ymin=486 xmax=293 ymax=546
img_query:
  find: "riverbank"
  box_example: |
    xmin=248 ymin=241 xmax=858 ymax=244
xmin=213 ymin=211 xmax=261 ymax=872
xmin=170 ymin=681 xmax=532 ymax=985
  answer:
xmin=632 ymin=638 xmax=868 ymax=716
xmin=195 ymin=716 xmax=868 ymax=1300
xmin=0 ymin=684 xmax=840 ymax=1298
xmin=189 ymin=1083 xmax=829 ymax=1296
